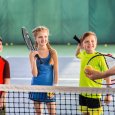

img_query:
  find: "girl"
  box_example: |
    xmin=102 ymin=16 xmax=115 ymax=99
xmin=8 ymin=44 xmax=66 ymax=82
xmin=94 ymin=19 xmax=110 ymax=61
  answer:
xmin=76 ymin=32 xmax=112 ymax=115
xmin=29 ymin=26 xmax=58 ymax=115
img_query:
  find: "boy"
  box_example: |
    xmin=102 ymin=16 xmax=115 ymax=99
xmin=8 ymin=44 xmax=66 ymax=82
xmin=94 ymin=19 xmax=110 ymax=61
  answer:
xmin=0 ymin=37 xmax=10 ymax=115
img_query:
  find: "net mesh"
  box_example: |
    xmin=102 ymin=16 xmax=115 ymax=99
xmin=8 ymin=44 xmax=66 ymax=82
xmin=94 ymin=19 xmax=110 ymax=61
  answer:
xmin=0 ymin=85 xmax=115 ymax=115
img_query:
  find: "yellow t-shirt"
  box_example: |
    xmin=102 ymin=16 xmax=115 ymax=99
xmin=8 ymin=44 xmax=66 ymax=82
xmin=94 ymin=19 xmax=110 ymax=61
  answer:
xmin=77 ymin=50 xmax=108 ymax=98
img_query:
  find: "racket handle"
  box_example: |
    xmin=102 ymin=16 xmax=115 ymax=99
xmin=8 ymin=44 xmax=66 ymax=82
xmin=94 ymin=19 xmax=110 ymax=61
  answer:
xmin=73 ymin=35 xmax=80 ymax=43
xmin=35 ymin=54 xmax=43 ymax=64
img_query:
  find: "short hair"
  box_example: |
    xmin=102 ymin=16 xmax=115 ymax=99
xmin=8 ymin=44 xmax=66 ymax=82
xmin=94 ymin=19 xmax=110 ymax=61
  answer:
xmin=81 ymin=31 xmax=97 ymax=43
xmin=0 ymin=37 xmax=2 ymax=42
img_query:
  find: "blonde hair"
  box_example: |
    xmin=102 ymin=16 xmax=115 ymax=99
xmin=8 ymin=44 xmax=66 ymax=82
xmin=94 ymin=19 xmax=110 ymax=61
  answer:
xmin=32 ymin=26 xmax=49 ymax=37
xmin=32 ymin=26 xmax=56 ymax=63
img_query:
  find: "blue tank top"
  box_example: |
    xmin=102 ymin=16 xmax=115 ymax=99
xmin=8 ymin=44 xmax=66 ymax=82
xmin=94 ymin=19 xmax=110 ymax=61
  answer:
xmin=31 ymin=53 xmax=54 ymax=86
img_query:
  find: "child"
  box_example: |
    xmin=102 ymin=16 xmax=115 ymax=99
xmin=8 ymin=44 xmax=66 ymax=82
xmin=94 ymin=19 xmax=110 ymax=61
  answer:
xmin=0 ymin=37 xmax=10 ymax=115
xmin=76 ymin=32 xmax=112 ymax=115
xmin=29 ymin=26 xmax=58 ymax=115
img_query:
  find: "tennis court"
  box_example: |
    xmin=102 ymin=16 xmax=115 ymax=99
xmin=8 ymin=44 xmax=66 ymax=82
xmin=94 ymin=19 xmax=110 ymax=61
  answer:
xmin=1 ymin=0 xmax=115 ymax=114
xmin=2 ymin=44 xmax=115 ymax=86
xmin=0 ymin=44 xmax=115 ymax=114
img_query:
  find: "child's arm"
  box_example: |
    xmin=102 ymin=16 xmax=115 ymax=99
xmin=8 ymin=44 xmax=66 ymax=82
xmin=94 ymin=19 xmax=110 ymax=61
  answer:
xmin=53 ymin=50 xmax=59 ymax=86
xmin=75 ymin=44 xmax=81 ymax=57
xmin=29 ymin=51 xmax=38 ymax=77
xmin=104 ymin=77 xmax=112 ymax=104
xmin=104 ymin=66 xmax=115 ymax=77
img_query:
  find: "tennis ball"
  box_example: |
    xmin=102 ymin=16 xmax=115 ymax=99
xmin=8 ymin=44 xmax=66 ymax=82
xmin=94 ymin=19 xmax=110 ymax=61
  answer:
xmin=84 ymin=65 xmax=93 ymax=73
xmin=104 ymin=44 xmax=108 ymax=47
xmin=5 ymin=43 xmax=8 ymax=46
xmin=67 ymin=42 xmax=71 ymax=46
xmin=85 ymin=65 xmax=93 ymax=70
xmin=10 ymin=43 xmax=13 ymax=46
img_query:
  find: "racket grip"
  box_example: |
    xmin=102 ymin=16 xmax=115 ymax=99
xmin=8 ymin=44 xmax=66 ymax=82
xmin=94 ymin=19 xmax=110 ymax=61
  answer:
xmin=73 ymin=35 xmax=80 ymax=43
xmin=35 ymin=54 xmax=40 ymax=58
xmin=35 ymin=54 xmax=43 ymax=64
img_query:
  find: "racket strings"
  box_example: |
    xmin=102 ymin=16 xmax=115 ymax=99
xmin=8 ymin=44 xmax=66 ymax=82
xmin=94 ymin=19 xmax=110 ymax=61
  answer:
xmin=22 ymin=27 xmax=43 ymax=64
xmin=87 ymin=54 xmax=115 ymax=85
xmin=25 ymin=37 xmax=35 ymax=51
xmin=105 ymin=56 xmax=115 ymax=84
xmin=25 ymin=37 xmax=43 ymax=63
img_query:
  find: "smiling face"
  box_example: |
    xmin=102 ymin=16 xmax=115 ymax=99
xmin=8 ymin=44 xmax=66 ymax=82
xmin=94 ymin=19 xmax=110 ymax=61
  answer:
xmin=82 ymin=32 xmax=97 ymax=53
xmin=35 ymin=30 xmax=48 ymax=47
xmin=32 ymin=26 xmax=49 ymax=48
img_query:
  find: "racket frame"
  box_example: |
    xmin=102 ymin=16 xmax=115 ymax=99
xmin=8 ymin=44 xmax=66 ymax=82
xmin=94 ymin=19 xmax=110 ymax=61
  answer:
xmin=21 ymin=27 xmax=43 ymax=64
xmin=87 ymin=53 xmax=115 ymax=85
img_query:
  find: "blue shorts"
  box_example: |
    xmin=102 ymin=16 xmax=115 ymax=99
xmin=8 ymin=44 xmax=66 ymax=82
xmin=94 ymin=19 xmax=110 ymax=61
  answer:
xmin=29 ymin=92 xmax=56 ymax=103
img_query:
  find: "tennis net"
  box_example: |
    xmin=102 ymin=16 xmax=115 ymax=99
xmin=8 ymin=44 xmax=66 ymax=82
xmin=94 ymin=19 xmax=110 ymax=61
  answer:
xmin=0 ymin=85 xmax=115 ymax=115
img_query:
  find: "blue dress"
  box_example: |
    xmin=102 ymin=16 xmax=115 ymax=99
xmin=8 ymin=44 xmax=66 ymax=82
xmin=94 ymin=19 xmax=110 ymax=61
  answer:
xmin=29 ymin=53 xmax=56 ymax=103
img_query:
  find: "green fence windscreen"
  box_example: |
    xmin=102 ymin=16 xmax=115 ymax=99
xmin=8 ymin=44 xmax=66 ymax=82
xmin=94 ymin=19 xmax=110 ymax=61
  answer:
xmin=0 ymin=0 xmax=115 ymax=44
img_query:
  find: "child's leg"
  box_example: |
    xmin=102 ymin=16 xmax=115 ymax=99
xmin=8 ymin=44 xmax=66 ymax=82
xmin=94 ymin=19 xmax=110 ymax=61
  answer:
xmin=46 ymin=102 xmax=56 ymax=115
xmin=34 ymin=101 xmax=43 ymax=115
xmin=0 ymin=107 xmax=6 ymax=115
xmin=83 ymin=112 xmax=90 ymax=115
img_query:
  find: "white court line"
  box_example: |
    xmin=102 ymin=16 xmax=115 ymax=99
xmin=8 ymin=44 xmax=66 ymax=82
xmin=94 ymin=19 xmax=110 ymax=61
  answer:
xmin=11 ymin=78 xmax=79 ymax=81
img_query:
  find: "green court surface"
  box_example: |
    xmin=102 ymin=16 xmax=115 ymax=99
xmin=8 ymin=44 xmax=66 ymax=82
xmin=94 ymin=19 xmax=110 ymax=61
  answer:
xmin=1 ymin=44 xmax=115 ymax=57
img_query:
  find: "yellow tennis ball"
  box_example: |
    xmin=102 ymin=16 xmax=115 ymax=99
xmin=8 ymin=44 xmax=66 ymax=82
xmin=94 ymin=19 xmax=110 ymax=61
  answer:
xmin=67 ymin=42 xmax=71 ymax=46
xmin=84 ymin=65 xmax=93 ymax=73
xmin=10 ymin=43 xmax=13 ymax=46
xmin=104 ymin=44 xmax=107 ymax=47
xmin=5 ymin=43 xmax=8 ymax=46
xmin=85 ymin=65 xmax=93 ymax=70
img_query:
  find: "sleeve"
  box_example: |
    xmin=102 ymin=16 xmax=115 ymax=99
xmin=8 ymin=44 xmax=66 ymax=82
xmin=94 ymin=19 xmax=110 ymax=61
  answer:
xmin=3 ymin=60 xmax=10 ymax=78
xmin=99 ymin=56 xmax=108 ymax=72
xmin=77 ymin=50 xmax=84 ymax=59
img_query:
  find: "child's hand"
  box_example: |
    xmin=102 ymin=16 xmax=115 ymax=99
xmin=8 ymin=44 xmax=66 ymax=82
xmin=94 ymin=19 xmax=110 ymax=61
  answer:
xmin=0 ymin=97 xmax=4 ymax=109
xmin=29 ymin=51 xmax=39 ymax=60
xmin=85 ymin=65 xmax=103 ymax=80
xmin=104 ymin=95 xmax=112 ymax=105
xmin=78 ymin=43 xmax=84 ymax=49
xmin=84 ymin=65 xmax=93 ymax=74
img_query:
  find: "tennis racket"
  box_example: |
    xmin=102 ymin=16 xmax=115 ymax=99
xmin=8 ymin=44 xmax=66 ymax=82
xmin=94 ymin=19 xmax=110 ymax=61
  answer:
xmin=87 ymin=53 xmax=115 ymax=85
xmin=73 ymin=35 xmax=81 ymax=44
xmin=21 ymin=27 xmax=43 ymax=64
